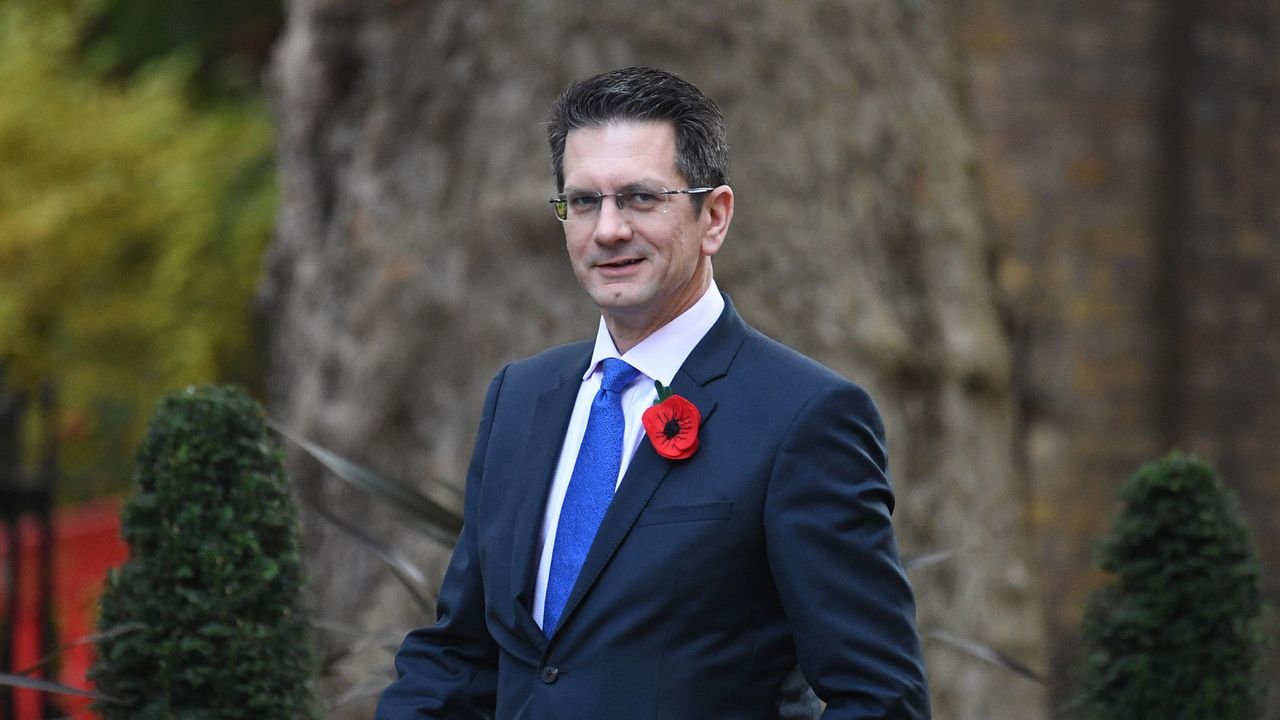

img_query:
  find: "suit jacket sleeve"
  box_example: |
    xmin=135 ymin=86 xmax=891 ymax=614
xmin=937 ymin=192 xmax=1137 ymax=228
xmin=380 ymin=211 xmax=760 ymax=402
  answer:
xmin=374 ymin=368 xmax=506 ymax=720
xmin=765 ymin=381 xmax=931 ymax=719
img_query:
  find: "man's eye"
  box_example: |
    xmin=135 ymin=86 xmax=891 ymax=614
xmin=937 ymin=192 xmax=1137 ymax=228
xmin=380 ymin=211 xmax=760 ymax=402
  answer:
xmin=625 ymin=192 xmax=661 ymax=209
xmin=568 ymin=194 xmax=602 ymax=209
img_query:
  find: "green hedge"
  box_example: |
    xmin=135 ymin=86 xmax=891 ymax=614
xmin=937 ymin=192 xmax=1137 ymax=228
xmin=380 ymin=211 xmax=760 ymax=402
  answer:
xmin=1079 ymin=453 xmax=1262 ymax=719
xmin=90 ymin=385 xmax=316 ymax=719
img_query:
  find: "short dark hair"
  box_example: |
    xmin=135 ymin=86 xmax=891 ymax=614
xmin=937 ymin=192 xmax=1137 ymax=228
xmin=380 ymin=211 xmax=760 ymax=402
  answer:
xmin=547 ymin=67 xmax=730 ymax=194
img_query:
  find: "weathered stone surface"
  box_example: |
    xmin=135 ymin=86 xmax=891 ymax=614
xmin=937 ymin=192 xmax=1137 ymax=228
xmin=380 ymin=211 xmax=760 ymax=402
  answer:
xmin=265 ymin=2 xmax=1048 ymax=717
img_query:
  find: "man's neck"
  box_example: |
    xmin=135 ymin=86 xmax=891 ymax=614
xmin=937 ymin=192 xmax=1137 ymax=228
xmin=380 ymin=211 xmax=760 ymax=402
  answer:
xmin=604 ymin=271 xmax=712 ymax=354
xmin=604 ymin=286 xmax=706 ymax=351
xmin=587 ymin=278 xmax=724 ymax=391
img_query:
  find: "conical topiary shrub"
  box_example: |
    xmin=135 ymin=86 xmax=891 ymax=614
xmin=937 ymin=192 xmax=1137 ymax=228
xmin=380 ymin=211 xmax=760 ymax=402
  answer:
xmin=90 ymin=385 xmax=316 ymax=719
xmin=1079 ymin=453 xmax=1263 ymax=720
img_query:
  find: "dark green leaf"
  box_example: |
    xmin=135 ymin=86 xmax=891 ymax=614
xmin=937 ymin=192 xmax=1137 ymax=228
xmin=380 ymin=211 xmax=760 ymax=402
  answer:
xmin=267 ymin=419 xmax=462 ymax=543
xmin=924 ymin=629 xmax=1045 ymax=684
xmin=0 ymin=672 xmax=123 ymax=703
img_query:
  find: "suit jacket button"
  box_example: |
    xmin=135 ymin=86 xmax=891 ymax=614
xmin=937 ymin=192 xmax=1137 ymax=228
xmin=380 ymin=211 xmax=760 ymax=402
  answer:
xmin=540 ymin=666 xmax=559 ymax=684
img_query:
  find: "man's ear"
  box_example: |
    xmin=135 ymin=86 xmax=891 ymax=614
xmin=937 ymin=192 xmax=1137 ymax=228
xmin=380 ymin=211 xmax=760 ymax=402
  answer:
xmin=700 ymin=185 xmax=734 ymax=257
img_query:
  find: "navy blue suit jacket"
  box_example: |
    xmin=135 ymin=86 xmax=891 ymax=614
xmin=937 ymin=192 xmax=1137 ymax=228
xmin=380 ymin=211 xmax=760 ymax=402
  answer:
xmin=377 ymin=297 xmax=930 ymax=719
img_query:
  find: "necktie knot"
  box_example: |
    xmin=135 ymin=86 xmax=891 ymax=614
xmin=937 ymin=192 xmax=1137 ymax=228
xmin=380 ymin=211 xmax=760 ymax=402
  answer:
xmin=599 ymin=358 xmax=640 ymax=395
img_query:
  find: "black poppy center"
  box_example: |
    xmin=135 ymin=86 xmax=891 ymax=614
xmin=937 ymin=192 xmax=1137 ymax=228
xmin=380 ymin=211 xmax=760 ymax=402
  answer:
xmin=662 ymin=418 xmax=681 ymax=439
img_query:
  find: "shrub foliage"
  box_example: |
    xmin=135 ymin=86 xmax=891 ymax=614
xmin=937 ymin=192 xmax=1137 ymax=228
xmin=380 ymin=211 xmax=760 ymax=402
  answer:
xmin=90 ymin=385 xmax=316 ymax=719
xmin=1079 ymin=453 xmax=1262 ymax=719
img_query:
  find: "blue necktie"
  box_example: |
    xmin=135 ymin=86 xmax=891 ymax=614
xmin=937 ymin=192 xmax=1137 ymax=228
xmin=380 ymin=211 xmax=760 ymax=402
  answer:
xmin=543 ymin=358 xmax=640 ymax=637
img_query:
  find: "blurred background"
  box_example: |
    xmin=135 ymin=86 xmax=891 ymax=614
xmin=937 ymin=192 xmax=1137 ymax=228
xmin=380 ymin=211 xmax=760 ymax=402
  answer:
xmin=1 ymin=0 xmax=1276 ymax=718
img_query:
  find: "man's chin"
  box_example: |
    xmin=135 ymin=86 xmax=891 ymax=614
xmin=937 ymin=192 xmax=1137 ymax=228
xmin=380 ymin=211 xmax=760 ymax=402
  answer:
xmin=589 ymin=289 xmax=660 ymax=322
xmin=588 ymin=283 xmax=647 ymax=309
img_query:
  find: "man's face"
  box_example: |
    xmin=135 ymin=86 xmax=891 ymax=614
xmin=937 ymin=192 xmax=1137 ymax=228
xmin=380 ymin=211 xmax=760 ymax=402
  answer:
xmin=561 ymin=121 xmax=719 ymax=337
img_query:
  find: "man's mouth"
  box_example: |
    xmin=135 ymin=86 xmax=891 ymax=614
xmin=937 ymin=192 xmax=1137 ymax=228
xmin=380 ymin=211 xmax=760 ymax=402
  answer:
xmin=597 ymin=258 xmax=643 ymax=269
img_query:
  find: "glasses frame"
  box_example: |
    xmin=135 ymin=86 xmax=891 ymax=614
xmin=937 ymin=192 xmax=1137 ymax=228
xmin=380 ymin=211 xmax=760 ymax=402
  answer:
xmin=549 ymin=187 xmax=715 ymax=223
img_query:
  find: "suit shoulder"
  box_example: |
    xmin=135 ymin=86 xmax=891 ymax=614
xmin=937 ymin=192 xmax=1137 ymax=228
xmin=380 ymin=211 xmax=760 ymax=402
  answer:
xmin=497 ymin=340 xmax=592 ymax=386
xmin=731 ymin=325 xmax=883 ymax=426
xmin=737 ymin=325 xmax=863 ymax=394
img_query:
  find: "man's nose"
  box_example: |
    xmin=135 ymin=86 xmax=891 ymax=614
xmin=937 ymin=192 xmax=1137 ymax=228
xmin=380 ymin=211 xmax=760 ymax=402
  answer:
xmin=592 ymin=199 xmax=632 ymax=244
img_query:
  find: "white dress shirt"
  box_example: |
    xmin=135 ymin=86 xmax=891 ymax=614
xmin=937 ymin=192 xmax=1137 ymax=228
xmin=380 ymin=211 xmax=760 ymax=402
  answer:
xmin=531 ymin=281 xmax=725 ymax=628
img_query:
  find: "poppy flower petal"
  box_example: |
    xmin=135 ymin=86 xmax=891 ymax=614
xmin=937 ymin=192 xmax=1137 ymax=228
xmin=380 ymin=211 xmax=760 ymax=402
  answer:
xmin=642 ymin=394 xmax=701 ymax=460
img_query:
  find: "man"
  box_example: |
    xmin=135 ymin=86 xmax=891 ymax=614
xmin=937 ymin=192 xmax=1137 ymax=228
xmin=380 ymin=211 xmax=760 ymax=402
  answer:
xmin=377 ymin=67 xmax=930 ymax=719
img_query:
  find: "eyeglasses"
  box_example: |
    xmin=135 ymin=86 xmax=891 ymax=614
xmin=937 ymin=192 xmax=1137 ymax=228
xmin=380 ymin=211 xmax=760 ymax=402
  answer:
xmin=549 ymin=186 xmax=713 ymax=223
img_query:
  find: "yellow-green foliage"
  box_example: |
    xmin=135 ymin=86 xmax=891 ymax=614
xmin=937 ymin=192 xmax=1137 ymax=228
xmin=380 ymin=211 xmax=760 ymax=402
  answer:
xmin=0 ymin=2 xmax=276 ymax=496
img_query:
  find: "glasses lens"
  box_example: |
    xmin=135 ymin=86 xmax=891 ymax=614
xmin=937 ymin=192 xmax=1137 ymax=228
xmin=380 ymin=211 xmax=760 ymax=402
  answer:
xmin=565 ymin=193 xmax=604 ymax=221
xmin=622 ymin=190 xmax=664 ymax=213
xmin=553 ymin=188 xmax=692 ymax=223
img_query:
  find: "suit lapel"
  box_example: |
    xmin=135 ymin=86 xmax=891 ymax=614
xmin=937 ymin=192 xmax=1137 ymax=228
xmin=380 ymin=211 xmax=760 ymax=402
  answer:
xmin=509 ymin=351 xmax=590 ymax=648
xmin=553 ymin=296 xmax=748 ymax=638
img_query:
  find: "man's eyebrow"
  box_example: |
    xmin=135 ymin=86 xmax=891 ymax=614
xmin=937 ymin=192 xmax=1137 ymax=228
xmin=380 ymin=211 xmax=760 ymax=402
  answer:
xmin=562 ymin=179 xmax=667 ymax=194
xmin=618 ymin=180 xmax=665 ymax=192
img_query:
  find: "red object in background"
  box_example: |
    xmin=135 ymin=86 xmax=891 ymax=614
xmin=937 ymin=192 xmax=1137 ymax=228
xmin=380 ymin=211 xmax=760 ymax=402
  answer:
xmin=2 ymin=497 xmax=127 ymax=720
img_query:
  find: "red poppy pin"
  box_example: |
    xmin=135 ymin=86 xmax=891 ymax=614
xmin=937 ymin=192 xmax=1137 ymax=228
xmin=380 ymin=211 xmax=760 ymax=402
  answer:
xmin=642 ymin=381 xmax=701 ymax=460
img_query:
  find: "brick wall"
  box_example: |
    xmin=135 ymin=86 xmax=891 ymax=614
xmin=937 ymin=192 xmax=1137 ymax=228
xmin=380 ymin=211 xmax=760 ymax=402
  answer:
xmin=957 ymin=0 xmax=1280 ymax=713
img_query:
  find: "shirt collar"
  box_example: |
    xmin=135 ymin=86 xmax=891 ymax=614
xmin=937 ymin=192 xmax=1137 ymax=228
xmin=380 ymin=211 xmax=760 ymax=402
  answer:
xmin=585 ymin=279 xmax=725 ymax=386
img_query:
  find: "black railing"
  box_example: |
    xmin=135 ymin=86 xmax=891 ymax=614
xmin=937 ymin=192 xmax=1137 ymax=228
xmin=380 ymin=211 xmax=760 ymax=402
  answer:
xmin=0 ymin=376 xmax=62 ymax=720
